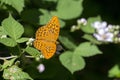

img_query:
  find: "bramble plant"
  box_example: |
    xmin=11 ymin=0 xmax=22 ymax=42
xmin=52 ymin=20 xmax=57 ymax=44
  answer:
xmin=0 ymin=0 xmax=120 ymax=80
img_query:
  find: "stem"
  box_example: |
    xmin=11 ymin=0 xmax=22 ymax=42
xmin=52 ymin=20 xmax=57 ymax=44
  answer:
xmin=25 ymin=55 xmax=34 ymax=58
xmin=16 ymin=44 xmax=22 ymax=57
xmin=0 ymin=55 xmax=34 ymax=60
xmin=0 ymin=56 xmax=17 ymax=60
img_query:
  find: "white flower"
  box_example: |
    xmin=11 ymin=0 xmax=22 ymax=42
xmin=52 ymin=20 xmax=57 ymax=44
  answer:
xmin=92 ymin=21 xmax=114 ymax=42
xmin=93 ymin=32 xmax=114 ymax=42
xmin=71 ymin=25 xmax=76 ymax=29
xmin=29 ymin=38 xmax=35 ymax=42
xmin=71 ymin=25 xmax=77 ymax=32
xmin=101 ymin=21 xmax=107 ymax=28
xmin=40 ymin=54 xmax=44 ymax=59
xmin=97 ymin=29 xmax=106 ymax=35
xmin=77 ymin=18 xmax=87 ymax=25
xmin=108 ymin=24 xmax=113 ymax=29
xmin=37 ymin=64 xmax=45 ymax=73
xmin=26 ymin=38 xmax=35 ymax=45
xmin=92 ymin=21 xmax=107 ymax=30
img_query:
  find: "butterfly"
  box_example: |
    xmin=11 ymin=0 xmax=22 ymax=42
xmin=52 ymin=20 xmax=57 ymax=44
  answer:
xmin=34 ymin=16 xmax=60 ymax=59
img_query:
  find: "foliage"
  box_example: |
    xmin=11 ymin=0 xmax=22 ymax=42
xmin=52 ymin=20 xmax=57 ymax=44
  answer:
xmin=0 ymin=0 xmax=119 ymax=80
xmin=108 ymin=65 xmax=120 ymax=78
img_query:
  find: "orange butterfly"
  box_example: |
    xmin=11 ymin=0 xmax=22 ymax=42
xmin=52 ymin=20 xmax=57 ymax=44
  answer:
xmin=34 ymin=16 xmax=60 ymax=59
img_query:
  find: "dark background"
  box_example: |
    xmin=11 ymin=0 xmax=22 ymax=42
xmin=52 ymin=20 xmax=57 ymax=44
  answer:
xmin=0 ymin=0 xmax=120 ymax=80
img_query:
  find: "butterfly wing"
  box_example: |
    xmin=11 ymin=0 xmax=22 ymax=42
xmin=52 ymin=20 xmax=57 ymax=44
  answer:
xmin=46 ymin=16 xmax=60 ymax=41
xmin=34 ymin=39 xmax=43 ymax=51
xmin=34 ymin=26 xmax=47 ymax=50
xmin=35 ymin=26 xmax=48 ymax=40
xmin=34 ymin=40 xmax=56 ymax=59
xmin=34 ymin=16 xmax=60 ymax=59
xmin=41 ymin=41 xmax=56 ymax=59
xmin=35 ymin=16 xmax=60 ymax=41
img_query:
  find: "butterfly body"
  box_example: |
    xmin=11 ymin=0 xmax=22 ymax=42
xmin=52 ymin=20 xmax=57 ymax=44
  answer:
xmin=34 ymin=16 xmax=60 ymax=59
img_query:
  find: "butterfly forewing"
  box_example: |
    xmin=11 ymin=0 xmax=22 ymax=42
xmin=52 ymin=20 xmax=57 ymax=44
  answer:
xmin=46 ymin=16 xmax=60 ymax=41
xmin=35 ymin=26 xmax=48 ymax=40
xmin=34 ymin=40 xmax=43 ymax=50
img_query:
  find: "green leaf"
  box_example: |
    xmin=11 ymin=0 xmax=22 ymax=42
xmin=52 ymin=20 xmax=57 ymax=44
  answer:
xmin=25 ymin=46 xmax=41 ymax=57
xmin=81 ymin=16 xmax=101 ymax=33
xmin=16 ymin=37 xmax=29 ymax=43
xmin=21 ymin=9 xmax=51 ymax=25
xmin=0 ymin=26 xmax=7 ymax=35
xmin=39 ymin=9 xmax=66 ymax=27
xmin=0 ymin=0 xmax=24 ymax=13
xmin=2 ymin=15 xmax=24 ymax=40
xmin=39 ymin=9 xmax=53 ymax=25
xmin=59 ymin=19 xmax=66 ymax=28
xmin=21 ymin=9 xmax=46 ymax=24
xmin=82 ymin=34 xmax=102 ymax=44
xmin=0 ymin=38 xmax=17 ymax=47
xmin=59 ymin=51 xmax=85 ymax=74
xmin=59 ymin=35 xmax=77 ymax=50
xmin=2 ymin=58 xmax=17 ymax=70
xmin=0 ymin=64 xmax=2 ymax=71
xmin=3 ymin=65 xmax=33 ymax=80
xmin=40 ymin=9 xmax=66 ymax=28
xmin=108 ymin=65 xmax=120 ymax=78
xmin=74 ymin=42 xmax=102 ymax=57
xmin=21 ymin=9 xmax=65 ymax=27
xmin=51 ymin=0 xmax=83 ymax=19
xmin=44 ymin=0 xmax=57 ymax=2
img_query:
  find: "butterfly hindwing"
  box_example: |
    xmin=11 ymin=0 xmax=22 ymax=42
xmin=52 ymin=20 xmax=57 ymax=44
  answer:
xmin=34 ymin=39 xmax=56 ymax=59
xmin=40 ymin=41 xmax=56 ymax=59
